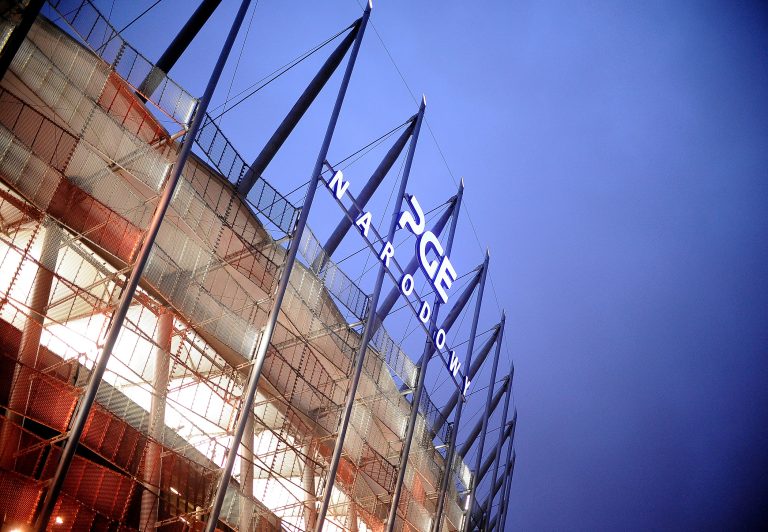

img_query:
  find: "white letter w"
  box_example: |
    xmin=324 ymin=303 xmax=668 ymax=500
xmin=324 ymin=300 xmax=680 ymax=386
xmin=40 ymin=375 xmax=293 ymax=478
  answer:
xmin=449 ymin=350 xmax=461 ymax=377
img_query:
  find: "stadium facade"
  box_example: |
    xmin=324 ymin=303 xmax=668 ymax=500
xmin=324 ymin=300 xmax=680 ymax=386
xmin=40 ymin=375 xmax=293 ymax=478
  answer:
xmin=0 ymin=1 xmax=517 ymax=530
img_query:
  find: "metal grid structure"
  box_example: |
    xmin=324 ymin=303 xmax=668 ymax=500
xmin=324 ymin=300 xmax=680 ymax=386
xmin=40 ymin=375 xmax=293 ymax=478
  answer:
xmin=0 ymin=3 xmax=496 ymax=531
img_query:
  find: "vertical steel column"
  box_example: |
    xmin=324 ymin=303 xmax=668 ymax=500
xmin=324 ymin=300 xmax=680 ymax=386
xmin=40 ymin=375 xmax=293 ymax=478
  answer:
xmin=490 ymin=463 xmax=507 ymax=502
xmin=303 ymin=441 xmax=318 ymax=530
xmin=33 ymin=1 xmax=254 ymax=528
xmin=1 ymin=221 xmax=58 ymax=469
xmin=483 ymin=462 xmax=507 ymax=531
xmin=385 ymin=181 xmax=464 ymax=532
xmin=239 ymin=412 xmax=255 ymax=531
xmin=0 ymin=0 xmax=45 ymax=81
xmin=140 ymin=309 xmax=172 ymax=531
xmin=314 ymin=94 xmax=426 ymax=532
xmin=432 ymin=251 xmax=491 ymax=532
xmin=482 ymin=357 xmax=514 ymax=530
xmin=495 ymin=449 xmax=516 ymax=532
xmin=461 ymin=312 xmax=505 ymax=532
xmin=349 ymin=500 xmax=359 ymax=532
xmin=207 ymin=4 xmax=372 ymax=531
xmin=9 ymin=222 xmax=59 ymax=413
xmin=475 ymin=411 xmax=516 ymax=485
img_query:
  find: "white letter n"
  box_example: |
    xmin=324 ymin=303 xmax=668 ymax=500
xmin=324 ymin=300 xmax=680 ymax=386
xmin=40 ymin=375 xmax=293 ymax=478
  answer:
xmin=327 ymin=170 xmax=349 ymax=199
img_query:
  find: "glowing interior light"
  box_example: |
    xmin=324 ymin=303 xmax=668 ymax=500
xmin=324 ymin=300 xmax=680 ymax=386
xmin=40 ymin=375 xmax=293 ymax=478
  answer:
xmin=55 ymin=516 xmax=64 ymax=525
xmin=170 ymin=486 xmax=180 ymax=495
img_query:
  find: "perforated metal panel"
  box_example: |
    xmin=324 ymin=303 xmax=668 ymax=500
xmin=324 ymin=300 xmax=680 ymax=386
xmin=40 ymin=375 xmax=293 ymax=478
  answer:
xmin=0 ymin=6 xmax=474 ymax=530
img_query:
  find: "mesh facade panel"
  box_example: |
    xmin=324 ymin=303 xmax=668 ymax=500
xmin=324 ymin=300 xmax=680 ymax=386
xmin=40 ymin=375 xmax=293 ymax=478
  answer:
xmin=0 ymin=7 xmax=477 ymax=531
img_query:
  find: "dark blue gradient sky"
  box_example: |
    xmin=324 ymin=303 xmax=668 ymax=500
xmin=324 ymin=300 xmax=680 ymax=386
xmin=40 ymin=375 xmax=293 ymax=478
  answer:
xmin=106 ymin=0 xmax=768 ymax=529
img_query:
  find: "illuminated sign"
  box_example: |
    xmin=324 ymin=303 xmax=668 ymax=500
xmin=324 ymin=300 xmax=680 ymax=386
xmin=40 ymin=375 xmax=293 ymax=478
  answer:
xmin=326 ymin=170 xmax=471 ymax=395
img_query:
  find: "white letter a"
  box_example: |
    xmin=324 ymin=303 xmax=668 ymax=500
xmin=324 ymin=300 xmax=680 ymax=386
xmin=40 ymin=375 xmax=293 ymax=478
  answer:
xmin=355 ymin=211 xmax=372 ymax=237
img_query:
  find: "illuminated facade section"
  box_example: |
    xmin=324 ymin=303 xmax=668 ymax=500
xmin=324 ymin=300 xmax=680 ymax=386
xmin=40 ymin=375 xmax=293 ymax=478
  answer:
xmin=0 ymin=3 xmax=502 ymax=531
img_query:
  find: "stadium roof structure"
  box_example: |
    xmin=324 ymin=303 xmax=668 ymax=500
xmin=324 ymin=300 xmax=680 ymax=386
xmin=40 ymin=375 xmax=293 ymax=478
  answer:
xmin=0 ymin=1 xmax=517 ymax=531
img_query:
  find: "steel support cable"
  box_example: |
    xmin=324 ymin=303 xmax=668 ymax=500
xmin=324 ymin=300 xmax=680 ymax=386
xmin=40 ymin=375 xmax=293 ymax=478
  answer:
xmin=219 ymin=0 xmax=259 ymax=126
xmin=209 ymin=21 xmax=356 ymax=121
xmin=44 ymin=2 xmax=83 ymax=24
xmin=116 ymin=0 xmax=164 ymax=34
xmin=461 ymin=402 xmax=487 ymax=442
xmin=350 ymin=0 xmax=516 ymax=397
xmin=264 ymin=117 xmax=412 ymax=214
xmin=396 ymin=248 xmax=474 ymax=343
xmin=351 ymin=200 xmax=445 ymax=283
xmin=397 ymin=272 xmax=431 ymax=344
xmin=463 ymin=376 xmax=508 ymax=400
xmin=451 ymin=324 xmax=499 ymax=351
xmin=432 ymin=318 xmax=496 ymax=392
xmin=101 ymin=0 xmax=116 ymax=49
xmin=351 ymin=148 xmax=406 ymax=286
xmin=334 ymin=196 xmax=450 ymax=268
xmin=328 ymin=116 xmax=414 ymax=171
xmin=93 ymin=0 xmax=166 ymax=55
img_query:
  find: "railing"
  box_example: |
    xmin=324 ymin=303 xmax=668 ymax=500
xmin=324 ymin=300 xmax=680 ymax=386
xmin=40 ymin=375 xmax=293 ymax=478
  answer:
xmin=297 ymin=224 xmax=368 ymax=322
xmin=44 ymin=0 xmax=299 ymax=240
xmin=29 ymin=2 xmax=471 ymax=524
xmin=196 ymin=113 xmax=298 ymax=235
xmin=47 ymin=0 xmax=198 ymax=127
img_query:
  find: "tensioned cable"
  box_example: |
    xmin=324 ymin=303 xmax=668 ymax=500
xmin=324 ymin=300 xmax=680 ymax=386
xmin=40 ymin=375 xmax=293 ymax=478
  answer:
xmin=352 ymin=0 xmax=516 ymax=410
xmin=325 ymin=117 xmax=413 ymax=173
xmin=277 ymin=117 xmax=415 ymax=218
xmin=448 ymin=324 xmax=498 ymax=351
xmin=351 ymin=148 xmax=406 ymax=286
xmin=281 ymin=179 xmax=312 ymax=201
xmin=260 ymin=117 xmax=412 ymax=218
xmin=334 ymin=198 xmax=451 ymax=268
xmin=116 ymin=0 xmax=164 ymax=34
xmin=100 ymin=0 xmax=116 ymax=48
xmin=432 ymin=302 xmax=491 ymax=391
xmin=352 ymin=180 xmax=443 ymax=287
xmin=456 ymin=423 xmax=506 ymax=462
xmin=219 ymin=0 xmax=259 ymax=127
xmin=92 ymin=0 xmax=165 ymax=54
xmin=209 ymin=21 xmax=356 ymax=122
xmin=461 ymin=397 xmax=488 ymax=438
xmin=465 ymin=376 xmax=507 ymax=400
